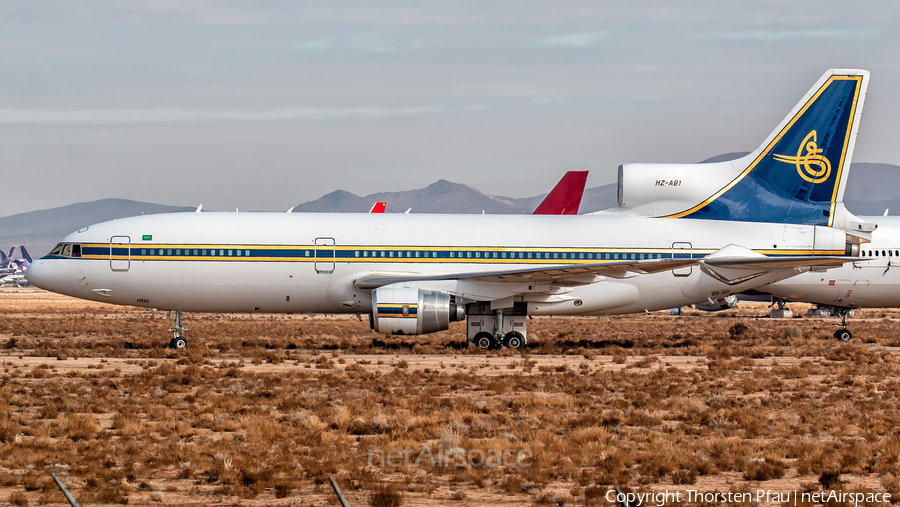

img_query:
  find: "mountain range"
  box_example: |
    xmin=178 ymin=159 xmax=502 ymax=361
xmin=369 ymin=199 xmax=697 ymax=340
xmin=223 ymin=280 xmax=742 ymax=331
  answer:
xmin=3 ymin=159 xmax=898 ymax=256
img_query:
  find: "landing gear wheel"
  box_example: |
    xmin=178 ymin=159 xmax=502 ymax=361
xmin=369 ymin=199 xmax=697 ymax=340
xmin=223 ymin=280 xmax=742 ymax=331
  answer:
xmin=503 ymin=331 xmax=526 ymax=350
xmin=473 ymin=332 xmax=498 ymax=350
xmin=834 ymin=329 xmax=852 ymax=342
xmin=168 ymin=337 xmax=187 ymax=349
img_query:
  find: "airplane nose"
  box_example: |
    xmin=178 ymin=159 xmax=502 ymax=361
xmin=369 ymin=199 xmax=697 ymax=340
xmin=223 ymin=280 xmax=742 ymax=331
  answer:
xmin=25 ymin=259 xmax=51 ymax=290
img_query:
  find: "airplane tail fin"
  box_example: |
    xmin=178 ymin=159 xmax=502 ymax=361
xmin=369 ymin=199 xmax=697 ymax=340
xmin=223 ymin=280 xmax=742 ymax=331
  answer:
xmin=18 ymin=246 xmax=33 ymax=264
xmin=0 ymin=249 xmax=6 ymax=264
xmin=369 ymin=202 xmax=387 ymax=213
xmin=533 ymin=171 xmax=589 ymax=215
xmin=666 ymin=69 xmax=869 ymax=227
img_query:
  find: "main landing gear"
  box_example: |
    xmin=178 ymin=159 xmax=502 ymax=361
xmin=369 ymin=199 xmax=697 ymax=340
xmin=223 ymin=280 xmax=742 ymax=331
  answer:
xmin=166 ymin=310 xmax=187 ymax=349
xmin=466 ymin=303 xmax=528 ymax=351
xmin=833 ymin=307 xmax=853 ymax=342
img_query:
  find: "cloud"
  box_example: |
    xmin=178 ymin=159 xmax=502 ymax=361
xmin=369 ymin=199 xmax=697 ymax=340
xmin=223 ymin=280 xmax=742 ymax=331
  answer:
xmin=294 ymin=32 xmax=424 ymax=53
xmin=703 ymin=29 xmax=879 ymax=42
xmin=0 ymin=106 xmax=487 ymax=124
xmin=536 ymin=32 xmax=607 ymax=48
xmin=295 ymin=37 xmax=338 ymax=51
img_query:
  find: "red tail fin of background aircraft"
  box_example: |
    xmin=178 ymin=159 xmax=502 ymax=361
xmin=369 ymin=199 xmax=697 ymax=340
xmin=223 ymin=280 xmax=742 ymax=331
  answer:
xmin=369 ymin=202 xmax=387 ymax=213
xmin=532 ymin=171 xmax=588 ymax=215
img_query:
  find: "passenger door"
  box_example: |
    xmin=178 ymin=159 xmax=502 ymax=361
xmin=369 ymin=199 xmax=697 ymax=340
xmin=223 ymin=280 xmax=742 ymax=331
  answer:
xmin=110 ymin=236 xmax=131 ymax=271
xmin=671 ymin=242 xmax=692 ymax=277
xmin=315 ymin=237 xmax=335 ymax=274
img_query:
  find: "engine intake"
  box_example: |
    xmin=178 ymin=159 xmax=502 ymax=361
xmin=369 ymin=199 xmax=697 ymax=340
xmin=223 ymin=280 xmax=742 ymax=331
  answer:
xmin=370 ymin=286 xmax=464 ymax=335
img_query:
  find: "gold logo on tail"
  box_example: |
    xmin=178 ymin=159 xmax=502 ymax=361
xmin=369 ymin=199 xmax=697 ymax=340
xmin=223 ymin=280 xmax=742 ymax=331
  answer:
xmin=773 ymin=130 xmax=832 ymax=184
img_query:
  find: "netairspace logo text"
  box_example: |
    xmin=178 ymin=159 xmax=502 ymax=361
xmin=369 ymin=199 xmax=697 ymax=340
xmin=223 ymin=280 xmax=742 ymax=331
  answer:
xmin=368 ymin=446 xmax=531 ymax=471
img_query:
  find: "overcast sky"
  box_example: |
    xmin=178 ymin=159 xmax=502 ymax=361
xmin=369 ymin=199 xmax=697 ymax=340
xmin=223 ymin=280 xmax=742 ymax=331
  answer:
xmin=2 ymin=1 xmax=899 ymax=216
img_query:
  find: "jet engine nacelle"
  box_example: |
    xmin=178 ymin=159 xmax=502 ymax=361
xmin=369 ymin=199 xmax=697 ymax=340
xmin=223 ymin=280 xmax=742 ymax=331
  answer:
xmin=370 ymin=285 xmax=465 ymax=335
xmin=694 ymin=294 xmax=738 ymax=312
xmin=616 ymin=162 xmax=739 ymax=217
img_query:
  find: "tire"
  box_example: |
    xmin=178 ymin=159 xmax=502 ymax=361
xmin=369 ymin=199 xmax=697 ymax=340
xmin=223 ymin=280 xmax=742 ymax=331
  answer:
xmin=835 ymin=329 xmax=852 ymax=342
xmin=473 ymin=332 xmax=497 ymax=350
xmin=503 ymin=331 xmax=526 ymax=350
xmin=173 ymin=337 xmax=188 ymax=349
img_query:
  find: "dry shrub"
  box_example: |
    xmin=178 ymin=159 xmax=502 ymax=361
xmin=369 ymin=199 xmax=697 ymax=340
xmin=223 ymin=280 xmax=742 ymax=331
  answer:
xmin=501 ymin=475 xmax=524 ymax=495
xmin=671 ymin=468 xmax=698 ymax=485
xmin=820 ymin=471 xmax=843 ymax=489
xmin=273 ymin=479 xmax=294 ymax=499
xmin=86 ymin=486 xmax=129 ymax=504
xmin=0 ymin=417 xmax=21 ymax=443
xmin=881 ymin=476 xmax=900 ymax=502
xmin=22 ymin=474 xmax=41 ymax=491
xmin=785 ymin=326 xmax=803 ymax=339
xmin=8 ymin=491 xmax=28 ymax=506
xmin=370 ymin=483 xmax=402 ymax=507
xmin=743 ymin=458 xmax=787 ymax=481
xmin=728 ymin=321 xmax=749 ymax=338
xmin=58 ymin=413 xmax=101 ymax=441
xmin=37 ymin=489 xmax=65 ymax=505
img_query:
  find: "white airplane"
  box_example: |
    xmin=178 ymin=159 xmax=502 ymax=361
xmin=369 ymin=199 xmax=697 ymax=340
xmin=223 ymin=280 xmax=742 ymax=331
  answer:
xmin=26 ymin=69 xmax=869 ymax=350
xmin=757 ymin=215 xmax=900 ymax=340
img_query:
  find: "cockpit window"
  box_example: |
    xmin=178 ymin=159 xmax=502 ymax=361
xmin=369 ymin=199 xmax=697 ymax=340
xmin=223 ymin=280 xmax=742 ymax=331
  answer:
xmin=52 ymin=243 xmax=83 ymax=258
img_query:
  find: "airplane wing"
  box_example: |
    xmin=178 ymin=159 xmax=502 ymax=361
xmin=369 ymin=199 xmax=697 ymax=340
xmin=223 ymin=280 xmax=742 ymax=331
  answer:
xmin=356 ymin=257 xmax=699 ymax=289
xmin=355 ymin=253 xmax=851 ymax=291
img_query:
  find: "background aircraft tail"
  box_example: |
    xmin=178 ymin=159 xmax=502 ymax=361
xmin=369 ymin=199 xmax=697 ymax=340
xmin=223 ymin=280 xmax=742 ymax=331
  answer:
xmin=533 ymin=171 xmax=588 ymax=215
xmin=18 ymin=246 xmax=33 ymax=264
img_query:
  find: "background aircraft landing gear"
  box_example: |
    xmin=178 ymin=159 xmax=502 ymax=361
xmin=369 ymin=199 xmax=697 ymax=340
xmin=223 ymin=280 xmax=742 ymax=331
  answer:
xmin=833 ymin=308 xmax=853 ymax=341
xmin=166 ymin=310 xmax=188 ymax=349
xmin=768 ymin=299 xmax=793 ymax=319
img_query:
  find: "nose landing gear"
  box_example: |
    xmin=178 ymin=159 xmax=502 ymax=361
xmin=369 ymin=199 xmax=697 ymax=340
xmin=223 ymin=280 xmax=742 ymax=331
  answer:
xmin=833 ymin=307 xmax=853 ymax=342
xmin=166 ymin=310 xmax=188 ymax=349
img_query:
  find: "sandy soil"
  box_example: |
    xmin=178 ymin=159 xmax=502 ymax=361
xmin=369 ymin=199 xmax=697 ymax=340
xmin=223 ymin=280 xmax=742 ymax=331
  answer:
xmin=2 ymin=288 xmax=900 ymax=506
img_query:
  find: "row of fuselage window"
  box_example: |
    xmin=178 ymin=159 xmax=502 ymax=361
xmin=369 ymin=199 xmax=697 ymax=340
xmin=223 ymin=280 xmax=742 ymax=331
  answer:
xmin=137 ymin=249 xmax=667 ymax=261
xmin=866 ymin=249 xmax=898 ymax=258
xmin=52 ymin=242 xmax=670 ymax=261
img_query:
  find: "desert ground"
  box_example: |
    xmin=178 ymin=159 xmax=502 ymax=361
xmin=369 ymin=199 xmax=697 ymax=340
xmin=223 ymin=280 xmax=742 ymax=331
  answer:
xmin=2 ymin=288 xmax=900 ymax=506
